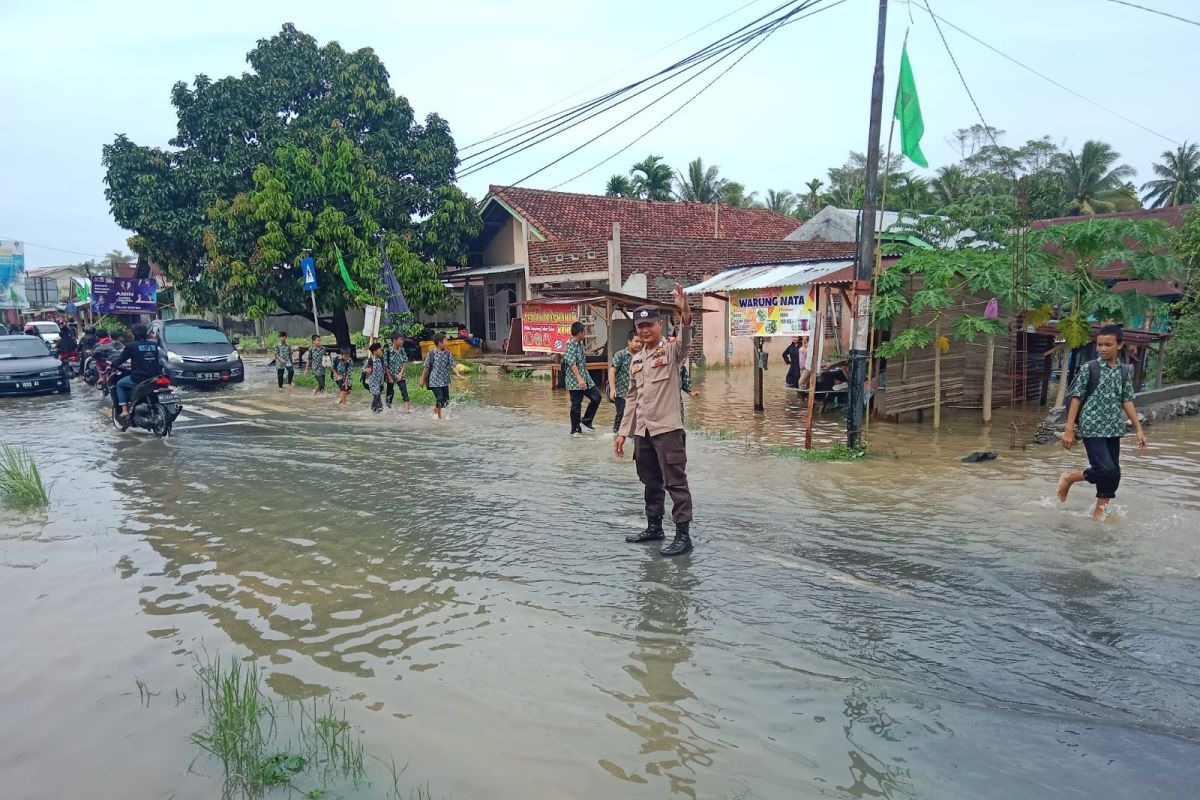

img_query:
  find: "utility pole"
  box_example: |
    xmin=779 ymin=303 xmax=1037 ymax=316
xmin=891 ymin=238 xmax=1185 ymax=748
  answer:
xmin=847 ymin=0 xmax=888 ymax=449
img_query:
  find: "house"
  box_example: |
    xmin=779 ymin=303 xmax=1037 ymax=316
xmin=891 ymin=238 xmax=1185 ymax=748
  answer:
xmin=444 ymin=186 xmax=855 ymax=360
xmin=789 ymin=206 xmax=977 ymax=249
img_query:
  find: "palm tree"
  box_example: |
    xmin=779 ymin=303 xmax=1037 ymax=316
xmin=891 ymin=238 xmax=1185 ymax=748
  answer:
xmin=675 ymin=158 xmax=726 ymax=203
xmin=802 ymin=179 xmax=825 ymax=217
xmin=889 ymin=174 xmax=932 ymax=213
xmin=1141 ymin=142 xmax=1200 ymax=208
xmin=629 ymin=155 xmax=675 ymax=201
xmin=761 ymin=189 xmax=797 ymax=216
xmin=1057 ymin=140 xmax=1136 ymax=215
xmin=605 ymin=175 xmax=634 ymax=198
xmin=720 ymin=181 xmax=757 ymax=207
xmin=930 ymin=165 xmax=972 ymax=207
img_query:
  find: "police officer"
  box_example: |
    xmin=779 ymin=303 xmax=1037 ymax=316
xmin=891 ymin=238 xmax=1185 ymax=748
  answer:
xmin=614 ymin=283 xmax=695 ymax=556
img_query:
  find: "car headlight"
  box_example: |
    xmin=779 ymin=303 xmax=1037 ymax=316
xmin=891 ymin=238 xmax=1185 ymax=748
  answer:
xmin=40 ymin=369 xmax=62 ymax=377
xmin=167 ymin=351 xmax=183 ymax=364
xmin=227 ymin=352 xmax=240 ymax=363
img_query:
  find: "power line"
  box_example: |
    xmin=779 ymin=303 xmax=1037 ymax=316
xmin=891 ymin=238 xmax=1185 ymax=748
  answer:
xmin=928 ymin=10 xmax=1182 ymax=146
xmin=1101 ymin=0 xmax=1200 ymax=27
xmin=921 ymin=0 xmax=1002 ymax=153
xmin=458 ymin=0 xmax=814 ymax=174
xmin=0 ymin=236 xmax=106 ymax=260
xmin=548 ymin=0 xmax=851 ymax=190
xmin=463 ymin=0 xmax=772 ymax=149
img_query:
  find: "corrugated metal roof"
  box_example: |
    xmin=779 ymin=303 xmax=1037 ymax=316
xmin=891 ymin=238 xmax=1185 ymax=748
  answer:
xmin=685 ymin=260 xmax=853 ymax=293
xmin=443 ymin=263 xmax=524 ymax=279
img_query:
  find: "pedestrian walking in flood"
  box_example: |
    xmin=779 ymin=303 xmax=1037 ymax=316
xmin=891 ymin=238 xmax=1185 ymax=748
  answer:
xmin=306 ymin=335 xmax=327 ymax=395
xmin=782 ymin=335 xmax=805 ymax=389
xmin=333 ymin=347 xmax=354 ymax=405
xmin=1057 ymin=324 xmax=1148 ymax=519
xmin=384 ymin=332 xmax=411 ymax=413
xmin=607 ymin=330 xmax=642 ymax=433
xmin=365 ymin=341 xmax=385 ymax=413
xmin=614 ymin=284 xmax=695 ymax=556
xmin=274 ymin=331 xmax=294 ymax=389
xmin=420 ymin=333 xmax=455 ymax=420
xmin=563 ymin=321 xmax=601 ymax=435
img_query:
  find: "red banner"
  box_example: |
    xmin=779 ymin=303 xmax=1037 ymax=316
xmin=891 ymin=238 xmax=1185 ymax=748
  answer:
xmin=521 ymin=302 xmax=576 ymax=353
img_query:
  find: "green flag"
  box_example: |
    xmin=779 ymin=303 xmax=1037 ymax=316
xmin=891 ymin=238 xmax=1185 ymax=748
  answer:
xmin=894 ymin=45 xmax=928 ymax=168
xmin=335 ymin=246 xmax=358 ymax=293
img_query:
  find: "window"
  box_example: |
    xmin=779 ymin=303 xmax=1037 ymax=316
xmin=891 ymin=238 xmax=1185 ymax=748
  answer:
xmin=163 ymin=324 xmax=230 ymax=345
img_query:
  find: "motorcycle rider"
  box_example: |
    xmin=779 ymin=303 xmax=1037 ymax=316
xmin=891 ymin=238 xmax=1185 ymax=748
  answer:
xmin=109 ymin=323 xmax=163 ymax=420
xmin=79 ymin=326 xmax=99 ymax=353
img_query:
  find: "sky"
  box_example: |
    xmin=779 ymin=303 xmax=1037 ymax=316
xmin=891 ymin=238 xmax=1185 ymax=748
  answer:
xmin=2 ymin=0 xmax=1197 ymax=269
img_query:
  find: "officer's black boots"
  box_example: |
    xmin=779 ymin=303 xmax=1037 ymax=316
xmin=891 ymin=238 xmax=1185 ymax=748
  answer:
xmin=626 ymin=516 xmax=665 ymax=543
xmin=660 ymin=522 xmax=693 ymax=556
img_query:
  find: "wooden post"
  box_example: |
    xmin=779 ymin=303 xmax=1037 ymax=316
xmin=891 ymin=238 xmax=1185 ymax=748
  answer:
xmin=933 ymin=314 xmax=942 ymax=431
xmin=982 ymin=334 xmax=995 ymax=426
xmin=753 ymin=336 xmax=764 ymax=411
xmin=1156 ymin=338 xmax=1166 ymax=389
xmin=804 ymin=286 xmax=825 ymax=449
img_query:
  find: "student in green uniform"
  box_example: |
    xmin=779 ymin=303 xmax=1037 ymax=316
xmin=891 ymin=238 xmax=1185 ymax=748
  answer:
xmin=1057 ymin=324 xmax=1148 ymax=519
xmin=333 ymin=347 xmax=354 ymax=405
xmin=384 ymin=332 xmax=411 ymax=412
xmin=420 ymin=333 xmax=456 ymax=420
xmin=273 ymin=331 xmax=294 ymax=389
xmin=607 ymin=331 xmax=642 ymax=433
xmin=305 ymin=335 xmax=327 ymax=395
xmin=563 ymin=321 xmax=601 ymax=435
xmin=365 ymin=342 xmax=385 ymax=413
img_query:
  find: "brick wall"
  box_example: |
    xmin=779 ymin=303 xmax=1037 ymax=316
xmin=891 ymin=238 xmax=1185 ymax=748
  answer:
xmin=620 ymin=238 xmax=856 ymax=363
xmin=528 ymin=237 xmax=610 ymax=278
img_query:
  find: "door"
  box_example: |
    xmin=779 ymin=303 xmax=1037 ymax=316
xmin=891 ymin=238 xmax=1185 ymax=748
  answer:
xmin=487 ymin=282 xmax=518 ymax=349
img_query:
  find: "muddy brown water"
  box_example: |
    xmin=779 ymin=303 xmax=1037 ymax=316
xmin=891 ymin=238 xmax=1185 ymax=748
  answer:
xmin=1 ymin=366 xmax=1198 ymax=799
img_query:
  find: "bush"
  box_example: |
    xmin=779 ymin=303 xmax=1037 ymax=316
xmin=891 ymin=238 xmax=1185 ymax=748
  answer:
xmin=1164 ymin=300 xmax=1200 ymax=383
xmin=0 ymin=444 xmax=49 ymax=508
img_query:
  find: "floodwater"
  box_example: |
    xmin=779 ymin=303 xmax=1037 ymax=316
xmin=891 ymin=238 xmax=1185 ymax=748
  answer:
xmin=2 ymin=366 xmax=1199 ymax=800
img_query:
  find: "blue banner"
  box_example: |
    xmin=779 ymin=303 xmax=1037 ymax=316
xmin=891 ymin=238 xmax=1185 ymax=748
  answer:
xmin=92 ymin=276 xmax=158 ymax=314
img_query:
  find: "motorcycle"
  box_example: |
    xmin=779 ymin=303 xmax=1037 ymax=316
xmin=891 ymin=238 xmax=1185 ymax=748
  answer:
xmin=57 ymin=348 xmax=82 ymax=378
xmin=86 ymin=341 xmax=122 ymax=395
xmin=107 ymin=369 xmax=182 ymax=437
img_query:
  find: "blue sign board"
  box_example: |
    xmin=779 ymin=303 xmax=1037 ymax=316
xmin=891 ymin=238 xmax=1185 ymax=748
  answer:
xmin=301 ymin=257 xmax=318 ymax=291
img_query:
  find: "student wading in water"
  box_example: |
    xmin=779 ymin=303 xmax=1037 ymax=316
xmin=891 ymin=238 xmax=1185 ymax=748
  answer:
xmin=614 ymin=284 xmax=695 ymax=556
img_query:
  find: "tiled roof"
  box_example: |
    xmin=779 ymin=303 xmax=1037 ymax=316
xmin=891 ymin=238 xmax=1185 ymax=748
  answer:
xmin=1109 ymin=279 xmax=1182 ymax=297
xmin=488 ymin=185 xmax=802 ymax=241
xmin=1031 ymin=205 xmax=1192 ymax=229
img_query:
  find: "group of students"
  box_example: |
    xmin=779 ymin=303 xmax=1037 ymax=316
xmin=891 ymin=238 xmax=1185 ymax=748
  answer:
xmin=269 ymin=330 xmax=459 ymax=419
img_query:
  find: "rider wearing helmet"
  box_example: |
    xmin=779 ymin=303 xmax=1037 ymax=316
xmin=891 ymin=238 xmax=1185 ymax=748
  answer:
xmin=79 ymin=326 xmax=99 ymax=352
xmin=109 ymin=323 xmax=163 ymax=419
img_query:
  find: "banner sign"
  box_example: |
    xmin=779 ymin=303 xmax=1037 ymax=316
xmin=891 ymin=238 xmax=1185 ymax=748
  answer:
xmin=0 ymin=239 xmax=29 ymax=311
xmin=92 ymin=275 xmax=158 ymax=314
xmin=362 ymin=305 xmax=382 ymax=337
xmin=728 ymin=284 xmax=816 ymax=337
xmin=521 ymin=302 xmax=576 ymax=353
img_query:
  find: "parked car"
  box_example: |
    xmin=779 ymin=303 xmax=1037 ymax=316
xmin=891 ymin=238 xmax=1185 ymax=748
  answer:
xmin=0 ymin=334 xmax=71 ymax=396
xmin=25 ymin=320 xmax=61 ymax=346
xmin=148 ymin=319 xmax=244 ymax=387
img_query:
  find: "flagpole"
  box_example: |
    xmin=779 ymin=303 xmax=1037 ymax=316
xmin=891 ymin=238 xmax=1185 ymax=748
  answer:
xmin=864 ymin=28 xmax=907 ymax=438
xmin=847 ymin=0 xmax=889 ymax=449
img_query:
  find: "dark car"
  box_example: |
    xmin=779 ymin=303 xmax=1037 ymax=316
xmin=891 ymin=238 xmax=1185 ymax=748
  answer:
xmin=0 ymin=335 xmax=71 ymax=396
xmin=148 ymin=319 xmax=244 ymax=387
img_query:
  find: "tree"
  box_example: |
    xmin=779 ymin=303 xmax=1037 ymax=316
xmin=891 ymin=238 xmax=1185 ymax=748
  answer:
xmin=1141 ymin=142 xmax=1200 ymax=209
xmin=887 ymin=174 xmax=933 ymax=213
xmin=762 ymin=189 xmax=797 ymax=216
xmin=629 ymin=155 xmax=675 ymax=201
xmin=1057 ymin=140 xmax=1137 ymax=215
xmin=1163 ymin=207 xmax=1200 ymax=382
xmin=605 ymin=174 xmax=634 ymax=198
xmin=720 ymin=181 xmax=757 ymax=207
xmin=802 ymin=178 xmax=825 ymax=218
xmin=102 ymin=24 xmax=479 ymax=347
xmin=826 ymin=151 xmax=909 ymax=208
xmin=930 ymin=165 xmax=973 ymax=207
xmin=675 ymin=157 xmax=726 ymax=203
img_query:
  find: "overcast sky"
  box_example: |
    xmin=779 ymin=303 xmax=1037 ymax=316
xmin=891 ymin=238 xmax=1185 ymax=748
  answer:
xmin=2 ymin=0 xmax=1197 ymax=268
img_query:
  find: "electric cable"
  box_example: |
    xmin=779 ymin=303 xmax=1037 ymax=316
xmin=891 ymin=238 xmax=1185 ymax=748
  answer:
xmin=1101 ymin=0 xmax=1200 ymax=27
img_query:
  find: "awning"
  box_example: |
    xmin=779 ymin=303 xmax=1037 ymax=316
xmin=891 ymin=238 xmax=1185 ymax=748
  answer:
xmin=685 ymin=259 xmax=854 ymax=294
xmin=442 ymin=264 xmax=524 ymax=281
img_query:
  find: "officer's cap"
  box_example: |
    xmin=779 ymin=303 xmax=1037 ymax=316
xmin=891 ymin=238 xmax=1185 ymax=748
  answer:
xmin=632 ymin=305 xmax=662 ymax=326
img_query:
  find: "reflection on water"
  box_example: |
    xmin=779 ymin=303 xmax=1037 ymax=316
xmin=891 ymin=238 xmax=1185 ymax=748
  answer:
xmin=1 ymin=368 xmax=1199 ymax=800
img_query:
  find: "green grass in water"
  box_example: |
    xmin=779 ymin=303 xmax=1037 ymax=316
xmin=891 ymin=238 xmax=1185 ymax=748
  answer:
xmin=0 ymin=444 xmax=49 ymax=508
xmin=768 ymin=442 xmax=868 ymax=462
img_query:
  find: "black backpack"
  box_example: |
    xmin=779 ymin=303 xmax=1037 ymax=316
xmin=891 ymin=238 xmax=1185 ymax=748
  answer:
xmin=1076 ymin=359 xmax=1133 ymax=410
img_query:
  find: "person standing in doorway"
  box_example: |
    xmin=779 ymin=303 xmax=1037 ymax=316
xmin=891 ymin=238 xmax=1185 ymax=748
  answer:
xmin=420 ymin=333 xmax=456 ymax=420
xmin=563 ymin=321 xmax=601 ymax=435
xmin=1057 ymin=324 xmax=1148 ymax=519
xmin=614 ymin=285 xmax=695 ymax=556
xmin=384 ymin=332 xmax=411 ymax=413
xmin=273 ymin=331 xmax=294 ymax=389
xmin=306 ymin=335 xmax=327 ymax=396
xmin=607 ymin=331 xmax=642 ymax=434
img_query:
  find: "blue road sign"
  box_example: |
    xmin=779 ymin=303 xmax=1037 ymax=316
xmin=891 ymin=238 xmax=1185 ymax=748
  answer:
xmin=301 ymin=257 xmax=317 ymax=291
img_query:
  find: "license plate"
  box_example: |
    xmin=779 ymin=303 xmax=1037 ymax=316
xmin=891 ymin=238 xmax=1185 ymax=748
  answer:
xmin=198 ymin=372 xmax=220 ymax=380
xmin=18 ymin=381 xmax=37 ymax=389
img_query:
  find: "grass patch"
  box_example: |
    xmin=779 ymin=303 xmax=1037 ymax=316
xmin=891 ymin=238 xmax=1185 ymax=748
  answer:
xmin=193 ymin=654 xmax=368 ymax=799
xmin=768 ymin=442 xmax=868 ymax=462
xmin=292 ymin=363 xmax=473 ymax=407
xmin=0 ymin=444 xmax=49 ymax=508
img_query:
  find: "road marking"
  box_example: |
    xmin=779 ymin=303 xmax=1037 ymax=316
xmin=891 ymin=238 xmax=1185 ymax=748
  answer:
xmin=176 ymin=420 xmax=259 ymax=430
xmin=189 ymin=407 xmax=225 ymax=419
xmin=206 ymin=401 xmax=265 ymax=416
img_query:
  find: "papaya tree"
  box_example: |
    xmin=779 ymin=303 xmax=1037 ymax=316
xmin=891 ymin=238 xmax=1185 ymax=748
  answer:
xmin=102 ymin=24 xmax=480 ymax=347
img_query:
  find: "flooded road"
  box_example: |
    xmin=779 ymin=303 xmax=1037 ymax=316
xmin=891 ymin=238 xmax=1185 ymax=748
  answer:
xmin=2 ymin=366 xmax=1199 ymax=799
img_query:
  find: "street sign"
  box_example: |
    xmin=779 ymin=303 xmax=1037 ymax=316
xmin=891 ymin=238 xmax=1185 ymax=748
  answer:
xmin=301 ymin=257 xmax=317 ymax=291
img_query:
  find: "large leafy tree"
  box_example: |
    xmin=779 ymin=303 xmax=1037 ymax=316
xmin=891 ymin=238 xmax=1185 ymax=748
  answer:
xmin=675 ymin=157 xmax=726 ymax=203
xmin=102 ymin=24 xmax=480 ymax=346
xmin=1141 ymin=142 xmax=1200 ymax=209
xmin=1164 ymin=208 xmax=1200 ymax=381
xmin=1057 ymin=140 xmax=1137 ymax=215
xmin=605 ymin=174 xmax=635 ymax=198
xmin=629 ymin=155 xmax=675 ymax=201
